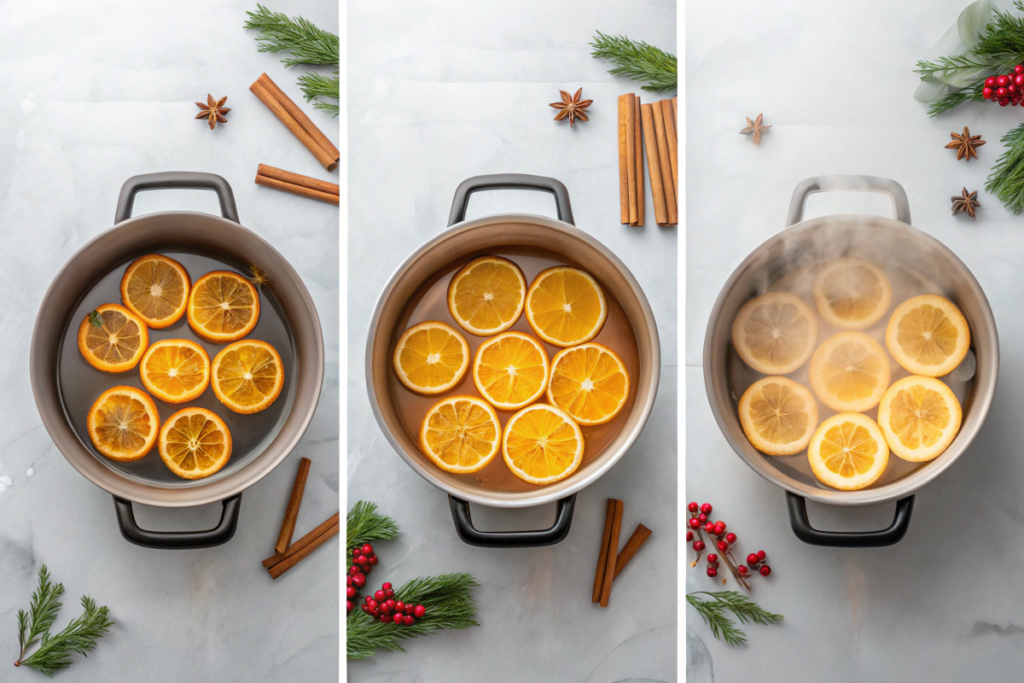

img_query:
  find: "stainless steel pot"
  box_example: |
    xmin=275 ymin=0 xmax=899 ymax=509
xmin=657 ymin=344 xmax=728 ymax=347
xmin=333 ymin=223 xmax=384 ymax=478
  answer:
xmin=704 ymin=175 xmax=999 ymax=546
xmin=30 ymin=172 xmax=324 ymax=549
xmin=366 ymin=174 xmax=660 ymax=547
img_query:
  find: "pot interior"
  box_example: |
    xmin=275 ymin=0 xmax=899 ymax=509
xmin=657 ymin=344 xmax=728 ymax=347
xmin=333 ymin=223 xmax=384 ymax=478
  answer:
xmin=706 ymin=216 xmax=998 ymax=504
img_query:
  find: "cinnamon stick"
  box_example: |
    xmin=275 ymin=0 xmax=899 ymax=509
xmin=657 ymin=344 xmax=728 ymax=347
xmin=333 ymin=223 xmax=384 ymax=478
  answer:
xmin=592 ymin=499 xmax=617 ymax=602
xmin=263 ymin=512 xmax=340 ymax=570
xmin=256 ymin=164 xmax=340 ymax=205
xmin=624 ymin=94 xmax=638 ymax=225
xmin=257 ymin=74 xmax=340 ymax=165
xmin=250 ymin=77 xmax=338 ymax=171
xmin=274 ymin=457 xmax=312 ymax=554
xmin=641 ymin=104 xmax=669 ymax=225
xmin=599 ymin=499 xmax=623 ymax=607
xmin=267 ymin=518 xmax=339 ymax=579
xmin=617 ymin=96 xmax=630 ymax=224
xmin=634 ymin=95 xmax=644 ymax=226
xmin=651 ymin=103 xmax=677 ymax=225
xmin=660 ymin=99 xmax=678 ymax=203
xmin=613 ymin=524 xmax=652 ymax=579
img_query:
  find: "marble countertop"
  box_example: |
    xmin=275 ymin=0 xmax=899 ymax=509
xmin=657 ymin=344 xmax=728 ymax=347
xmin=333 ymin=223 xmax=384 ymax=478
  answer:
xmin=347 ymin=0 xmax=677 ymax=680
xmin=0 ymin=1 xmax=339 ymax=681
xmin=688 ymin=0 xmax=1024 ymax=679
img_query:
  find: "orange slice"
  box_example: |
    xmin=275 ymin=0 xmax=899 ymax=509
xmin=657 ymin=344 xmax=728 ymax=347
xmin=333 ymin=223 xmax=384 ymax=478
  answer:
xmin=738 ymin=376 xmax=818 ymax=456
xmin=86 ymin=386 xmax=160 ymax=461
xmin=77 ymin=303 xmax=149 ymax=373
xmin=472 ymin=332 xmax=550 ymax=410
xmin=120 ymin=254 xmax=191 ymax=328
xmin=393 ymin=321 xmax=470 ymax=395
xmin=186 ymin=271 xmax=260 ymax=343
xmin=731 ymin=291 xmax=817 ymax=375
xmin=418 ymin=396 xmax=501 ymax=473
xmin=807 ymin=413 xmax=889 ymax=491
xmin=139 ymin=339 xmax=211 ymax=404
xmin=524 ymin=266 xmax=607 ymax=347
xmin=808 ymin=332 xmax=891 ymax=412
xmin=211 ymin=340 xmax=285 ymax=414
xmin=502 ymin=404 xmax=584 ymax=485
xmin=885 ymin=295 xmax=970 ymax=377
xmin=877 ymin=375 xmax=962 ymax=462
xmin=546 ymin=342 xmax=630 ymax=425
xmin=447 ymin=256 xmax=527 ymax=336
xmin=812 ymin=258 xmax=892 ymax=330
xmin=158 ymin=407 xmax=232 ymax=479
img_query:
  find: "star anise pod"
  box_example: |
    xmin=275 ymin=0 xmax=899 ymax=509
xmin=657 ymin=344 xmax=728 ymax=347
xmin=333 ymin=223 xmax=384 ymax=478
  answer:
xmin=945 ymin=126 xmax=985 ymax=161
xmin=951 ymin=188 xmax=980 ymax=217
xmin=196 ymin=94 xmax=231 ymax=130
xmin=549 ymin=88 xmax=592 ymax=127
xmin=740 ymin=113 xmax=771 ymax=144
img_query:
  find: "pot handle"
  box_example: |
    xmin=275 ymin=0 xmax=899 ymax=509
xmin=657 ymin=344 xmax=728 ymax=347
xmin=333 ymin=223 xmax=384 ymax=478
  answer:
xmin=448 ymin=494 xmax=576 ymax=548
xmin=447 ymin=173 xmax=574 ymax=226
xmin=115 ymin=171 xmax=240 ymax=224
xmin=786 ymin=492 xmax=913 ymax=547
xmin=786 ymin=175 xmax=911 ymax=227
xmin=113 ymin=494 xmax=242 ymax=549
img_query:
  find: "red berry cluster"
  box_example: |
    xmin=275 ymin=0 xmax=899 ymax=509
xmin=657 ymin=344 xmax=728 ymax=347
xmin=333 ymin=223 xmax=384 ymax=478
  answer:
xmin=360 ymin=582 xmax=428 ymax=625
xmin=982 ymin=65 xmax=1024 ymax=106
xmin=687 ymin=501 xmax=771 ymax=590
xmin=346 ymin=543 xmax=379 ymax=613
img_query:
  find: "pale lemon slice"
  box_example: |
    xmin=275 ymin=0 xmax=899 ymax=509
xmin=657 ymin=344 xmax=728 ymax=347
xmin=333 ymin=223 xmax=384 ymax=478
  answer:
xmin=885 ymin=295 xmax=970 ymax=377
xmin=418 ymin=396 xmax=501 ymax=473
xmin=120 ymin=254 xmax=191 ymax=329
xmin=808 ymin=332 xmax=890 ymax=412
xmin=546 ymin=342 xmax=630 ymax=426
xmin=139 ymin=339 xmax=211 ymax=404
xmin=158 ymin=407 xmax=232 ymax=479
xmin=731 ymin=291 xmax=818 ymax=374
xmin=502 ymin=403 xmax=584 ymax=485
xmin=472 ymin=331 xmax=550 ymax=410
xmin=393 ymin=321 xmax=470 ymax=395
xmin=77 ymin=304 xmax=149 ymax=373
xmin=807 ymin=413 xmax=889 ymax=491
xmin=524 ymin=266 xmax=607 ymax=347
xmin=87 ymin=386 xmax=160 ymax=461
xmin=738 ymin=376 xmax=818 ymax=456
xmin=447 ymin=256 xmax=527 ymax=336
xmin=877 ymin=375 xmax=962 ymax=462
xmin=812 ymin=258 xmax=892 ymax=330
xmin=211 ymin=340 xmax=285 ymax=414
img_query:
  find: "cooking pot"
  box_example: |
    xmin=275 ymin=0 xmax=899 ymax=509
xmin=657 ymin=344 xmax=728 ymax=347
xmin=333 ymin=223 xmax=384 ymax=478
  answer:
xmin=30 ymin=172 xmax=324 ymax=549
xmin=704 ymin=175 xmax=998 ymax=547
xmin=366 ymin=174 xmax=660 ymax=547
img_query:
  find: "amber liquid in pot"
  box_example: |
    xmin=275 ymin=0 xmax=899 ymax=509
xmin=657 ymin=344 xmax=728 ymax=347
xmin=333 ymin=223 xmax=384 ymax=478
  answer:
xmin=388 ymin=246 xmax=641 ymax=492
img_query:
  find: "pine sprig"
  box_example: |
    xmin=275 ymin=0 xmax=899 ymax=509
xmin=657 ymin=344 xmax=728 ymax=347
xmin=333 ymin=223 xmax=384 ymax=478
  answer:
xmin=346 ymin=500 xmax=399 ymax=564
xmin=590 ymin=31 xmax=677 ymax=93
xmin=986 ymin=122 xmax=1024 ymax=213
xmin=14 ymin=566 xmax=113 ymax=677
xmin=347 ymin=573 xmax=479 ymax=660
xmin=297 ymin=71 xmax=340 ymax=116
xmin=686 ymin=591 xmax=783 ymax=647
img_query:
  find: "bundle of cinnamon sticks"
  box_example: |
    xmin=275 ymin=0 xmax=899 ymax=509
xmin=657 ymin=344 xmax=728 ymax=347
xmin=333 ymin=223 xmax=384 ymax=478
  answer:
xmin=263 ymin=456 xmax=339 ymax=580
xmin=256 ymin=164 xmax=339 ymax=205
xmin=250 ymin=73 xmax=340 ymax=171
xmin=618 ymin=95 xmax=678 ymax=226
xmin=592 ymin=498 xmax=653 ymax=607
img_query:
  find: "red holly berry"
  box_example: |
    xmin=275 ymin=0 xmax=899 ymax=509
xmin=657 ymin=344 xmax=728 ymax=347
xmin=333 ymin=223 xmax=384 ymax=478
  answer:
xmin=688 ymin=502 xmax=699 ymax=513
xmin=374 ymin=590 xmax=386 ymax=602
xmin=395 ymin=601 xmax=406 ymax=613
xmin=385 ymin=599 xmax=396 ymax=610
xmin=347 ymin=600 xmax=353 ymax=613
xmin=686 ymin=531 xmax=693 ymax=542
xmin=361 ymin=544 xmax=374 ymax=556
xmin=693 ymin=540 xmax=705 ymax=551
xmin=403 ymin=615 xmax=416 ymax=625
xmin=713 ymin=521 xmax=726 ymax=535
xmin=700 ymin=503 xmax=713 ymax=515
xmin=998 ymin=75 xmax=1010 ymax=87
xmin=688 ymin=518 xmax=701 ymax=529
xmin=697 ymin=513 xmax=708 ymax=523
xmin=392 ymin=613 xmax=404 ymax=625
xmin=747 ymin=553 xmax=760 ymax=566
xmin=703 ymin=522 xmax=715 ymax=533
xmin=997 ymin=87 xmax=1009 ymax=98
xmin=346 ymin=586 xmax=356 ymax=599
xmin=352 ymin=573 xmax=366 ymax=588
xmin=369 ymin=556 xmax=379 ymax=566
xmin=707 ymin=554 xmax=718 ymax=563
xmin=1001 ymin=98 xmax=1010 ymax=106
xmin=983 ymin=87 xmax=994 ymax=99
xmin=760 ymin=565 xmax=772 ymax=577
xmin=1016 ymin=64 xmax=1024 ymax=74
xmin=366 ymin=599 xmax=378 ymax=610
xmin=414 ymin=605 xmax=427 ymax=618
xmin=738 ymin=565 xmax=749 ymax=575
xmin=717 ymin=540 xmax=728 ymax=552
xmin=725 ymin=532 xmax=736 ymax=544
xmin=380 ymin=602 xmax=392 ymax=614
xmin=380 ymin=614 xmax=390 ymax=624
xmin=986 ymin=76 xmax=998 ymax=88
xmin=348 ymin=565 xmax=360 ymax=576
xmin=382 ymin=582 xmax=392 ymax=590
xmin=757 ymin=550 xmax=766 ymax=561
xmin=346 ymin=575 xmax=353 ymax=586
xmin=385 ymin=589 xmax=395 ymax=599
xmin=405 ymin=604 xmax=415 ymax=615
xmin=707 ymin=566 xmax=717 ymax=578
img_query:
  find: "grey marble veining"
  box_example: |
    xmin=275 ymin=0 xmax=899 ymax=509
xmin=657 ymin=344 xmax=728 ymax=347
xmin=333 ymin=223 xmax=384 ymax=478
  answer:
xmin=688 ymin=0 xmax=1024 ymax=679
xmin=348 ymin=0 xmax=677 ymax=680
xmin=0 ymin=1 xmax=339 ymax=681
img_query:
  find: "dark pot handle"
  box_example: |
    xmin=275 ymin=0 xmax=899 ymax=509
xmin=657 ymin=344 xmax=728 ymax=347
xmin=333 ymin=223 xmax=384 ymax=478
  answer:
xmin=786 ymin=492 xmax=914 ymax=547
xmin=113 ymin=494 xmax=242 ymax=549
xmin=448 ymin=494 xmax=576 ymax=548
xmin=115 ymin=172 xmax=240 ymax=224
xmin=447 ymin=173 xmax=574 ymax=226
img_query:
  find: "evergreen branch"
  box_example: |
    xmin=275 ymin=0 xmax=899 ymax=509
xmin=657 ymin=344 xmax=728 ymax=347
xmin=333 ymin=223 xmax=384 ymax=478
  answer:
xmin=347 ymin=573 xmax=479 ymax=660
xmin=346 ymin=500 xmax=400 ymax=565
xmin=244 ymin=4 xmax=339 ymax=67
xmin=986 ymin=122 xmax=1024 ymax=213
xmin=298 ymin=71 xmax=340 ymax=116
xmin=686 ymin=591 xmax=783 ymax=647
xmin=16 ymin=566 xmax=63 ymax=665
xmin=590 ymin=31 xmax=677 ymax=93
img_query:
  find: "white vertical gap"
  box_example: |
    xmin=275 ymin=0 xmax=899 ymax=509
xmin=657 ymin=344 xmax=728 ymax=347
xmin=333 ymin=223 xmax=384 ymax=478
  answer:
xmin=337 ymin=0 xmax=349 ymax=678
xmin=677 ymin=3 xmax=687 ymax=681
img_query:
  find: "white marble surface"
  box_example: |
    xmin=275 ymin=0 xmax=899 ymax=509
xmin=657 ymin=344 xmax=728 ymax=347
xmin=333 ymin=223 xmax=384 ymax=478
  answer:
xmin=688 ymin=0 xmax=1024 ymax=679
xmin=0 ymin=1 xmax=339 ymax=681
xmin=348 ymin=1 xmax=677 ymax=680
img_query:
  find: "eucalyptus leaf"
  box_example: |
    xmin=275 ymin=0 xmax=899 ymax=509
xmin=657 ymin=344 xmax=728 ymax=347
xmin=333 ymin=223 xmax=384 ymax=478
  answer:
xmin=915 ymin=0 xmax=993 ymax=100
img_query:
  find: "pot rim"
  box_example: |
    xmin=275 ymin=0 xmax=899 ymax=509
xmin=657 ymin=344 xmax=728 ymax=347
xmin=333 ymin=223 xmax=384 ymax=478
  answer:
xmin=366 ymin=212 xmax=661 ymax=508
xmin=703 ymin=213 xmax=999 ymax=506
xmin=30 ymin=210 xmax=325 ymax=508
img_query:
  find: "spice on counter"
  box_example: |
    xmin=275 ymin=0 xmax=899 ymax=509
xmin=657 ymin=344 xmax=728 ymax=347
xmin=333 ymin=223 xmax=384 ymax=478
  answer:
xmin=661 ymin=98 xmax=678 ymax=198
xmin=951 ymin=187 xmax=981 ymax=217
xmin=613 ymin=523 xmax=652 ymax=580
xmin=264 ymin=512 xmax=340 ymax=579
xmin=250 ymin=72 xmax=340 ymax=170
xmin=651 ymin=101 xmax=677 ymax=223
xmin=592 ymin=498 xmax=618 ymax=602
xmin=550 ymin=87 xmax=592 ymax=127
xmin=618 ymin=95 xmax=638 ymax=224
xmin=739 ymin=113 xmax=770 ymax=145
xmin=634 ymin=96 xmax=645 ymax=225
xmin=255 ymin=164 xmax=340 ymax=205
xmin=641 ymin=103 xmax=672 ymax=226
xmin=945 ymin=126 xmax=985 ymax=161
xmin=598 ymin=498 xmax=623 ymax=607
xmin=195 ymin=94 xmax=231 ymax=130
xmin=274 ymin=456 xmax=312 ymax=554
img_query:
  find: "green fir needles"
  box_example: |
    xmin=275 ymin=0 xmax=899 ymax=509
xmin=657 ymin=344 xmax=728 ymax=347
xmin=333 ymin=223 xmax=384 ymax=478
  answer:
xmin=347 ymin=500 xmax=400 ymax=562
xmin=590 ymin=31 xmax=677 ymax=93
xmin=986 ymin=122 xmax=1024 ymax=213
xmin=244 ymin=5 xmax=339 ymax=116
xmin=14 ymin=566 xmax=113 ymax=677
xmin=686 ymin=591 xmax=783 ymax=647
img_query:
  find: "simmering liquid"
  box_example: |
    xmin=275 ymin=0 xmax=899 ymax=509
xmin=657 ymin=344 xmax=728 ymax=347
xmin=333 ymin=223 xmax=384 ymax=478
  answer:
xmin=57 ymin=249 xmax=297 ymax=489
xmin=389 ymin=246 xmax=640 ymax=492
